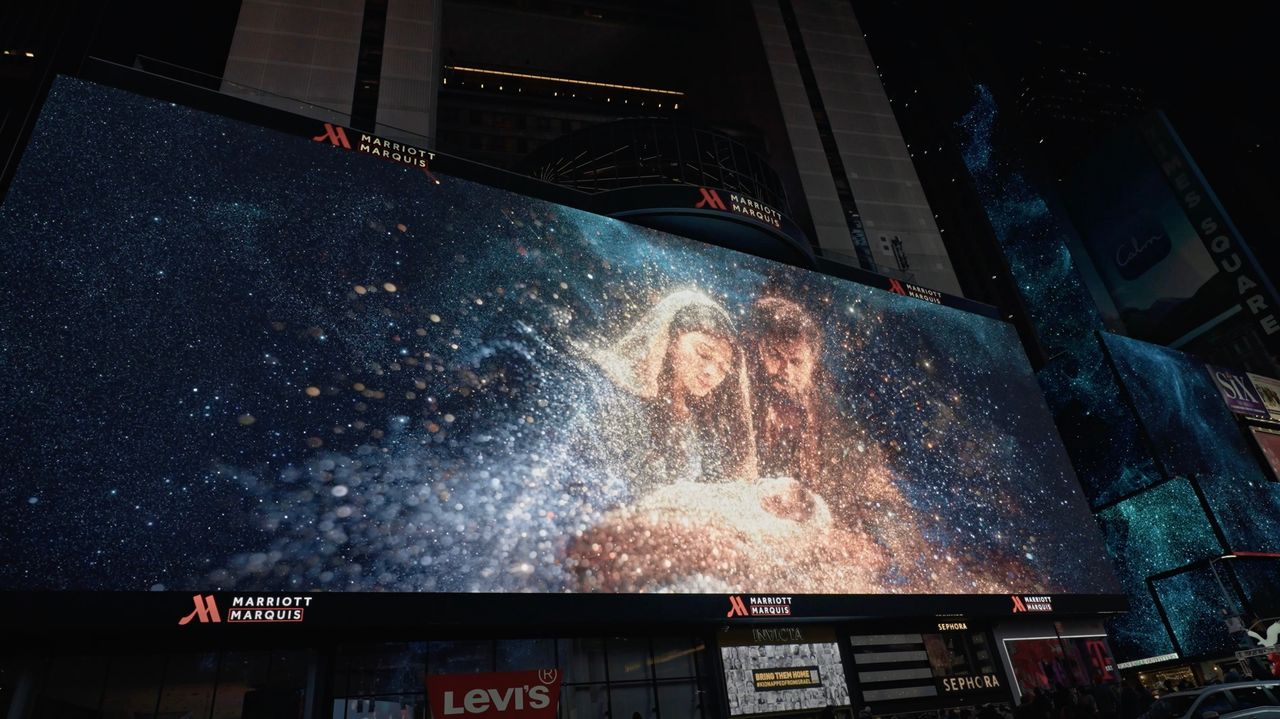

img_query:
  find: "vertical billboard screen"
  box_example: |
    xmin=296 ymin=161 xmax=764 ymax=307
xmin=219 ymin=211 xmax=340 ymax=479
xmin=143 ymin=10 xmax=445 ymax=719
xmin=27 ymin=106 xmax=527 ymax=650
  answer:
xmin=1066 ymin=124 xmax=1230 ymax=346
xmin=0 ymin=77 xmax=1119 ymax=600
xmin=1064 ymin=116 xmax=1279 ymax=373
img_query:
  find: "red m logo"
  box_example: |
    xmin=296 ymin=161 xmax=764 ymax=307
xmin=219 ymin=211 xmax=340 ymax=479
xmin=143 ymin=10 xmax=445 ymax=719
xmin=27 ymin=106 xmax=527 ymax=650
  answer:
xmin=888 ymin=279 xmax=906 ymax=296
xmin=726 ymin=595 xmax=748 ymax=618
xmin=312 ymin=123 xmax=351 ymax=149
xmin=179 ymin=594 xmax=222 ymax=625
xmin=695 ymin=187 xmax=727 ymax=211
xmin=1011 ymin=595 xmax=1027 ymax=613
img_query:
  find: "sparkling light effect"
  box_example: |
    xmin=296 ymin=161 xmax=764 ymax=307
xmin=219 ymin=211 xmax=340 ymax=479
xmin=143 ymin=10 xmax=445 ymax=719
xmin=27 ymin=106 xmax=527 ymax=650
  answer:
xmin=0 ymin=78 xmax=1116 ymax=596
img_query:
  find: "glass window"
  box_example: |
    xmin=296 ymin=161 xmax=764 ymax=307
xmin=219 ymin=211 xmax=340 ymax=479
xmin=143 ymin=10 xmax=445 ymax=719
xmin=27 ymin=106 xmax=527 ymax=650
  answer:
xmin=1229 ymin=685 xmax=1277 ymax=709
xmin=1195 ymin=690 xmax=1232 ymax=718
xmin=611 ymin=683 xmax=656 ymax=719
xmin=211 ymin=651 xmax=271 ymax=719
xmin=100 ymin=654 xmax=165 ymax=719
xmin=607 ymin=638 xmax=652 ymax=683
xmin=34 ymin=654 xmax=108 ymax=716
xmin=657 ymin=680 xmax=703 ymax=719
xmin=341 ymin=642 xmax=427 ymax=695
xmin=337 ymin=694 xmax=426 ymax=719
xmin=559 ymin=638 xmax=607 ymax=685
xmin=497 ymin=639 xmax=556 ymax=672
xmin=428 ymin=641 xmax=493 ymax=675
xmin=269 ymin=649 xmax=310 ymax=689
xmin=651 ymin=638 xmax=698 ymax=680
xmin=562 ymin=683 xmax=610 ymax=719
xmin=241 ymin=684 xmax=305 ymax=718
xmin=157 ymin=652 xmax=219 ymax=718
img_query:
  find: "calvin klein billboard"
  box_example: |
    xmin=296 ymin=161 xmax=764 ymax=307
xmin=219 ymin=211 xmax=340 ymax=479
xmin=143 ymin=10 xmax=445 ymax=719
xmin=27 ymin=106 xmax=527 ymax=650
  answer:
xmin=0 ymin=77 xmax=1119 ymax=599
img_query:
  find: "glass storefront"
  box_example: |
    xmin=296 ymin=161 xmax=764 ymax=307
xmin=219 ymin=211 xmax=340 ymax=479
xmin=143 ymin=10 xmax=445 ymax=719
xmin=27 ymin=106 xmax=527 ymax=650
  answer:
xmin=2 ymin=620 xmax=1134 ymax=719
xmin=15 ymin=636 xmax=710 ymax=719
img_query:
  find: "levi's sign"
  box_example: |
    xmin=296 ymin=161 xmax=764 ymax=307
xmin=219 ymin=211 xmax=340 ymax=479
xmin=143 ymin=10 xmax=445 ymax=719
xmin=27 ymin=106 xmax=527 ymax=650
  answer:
xmin=427 ymin=670 xmax=562 ymax=719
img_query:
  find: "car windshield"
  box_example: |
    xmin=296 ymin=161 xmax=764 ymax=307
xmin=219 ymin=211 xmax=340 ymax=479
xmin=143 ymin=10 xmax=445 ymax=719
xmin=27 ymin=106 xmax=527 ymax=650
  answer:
xmin=1148 ymin=695 xmax=1198 ymax=719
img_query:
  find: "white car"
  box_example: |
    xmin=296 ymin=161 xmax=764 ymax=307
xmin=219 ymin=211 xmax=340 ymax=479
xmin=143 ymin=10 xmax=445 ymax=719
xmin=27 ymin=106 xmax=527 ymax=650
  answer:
xmin=1141 ymin=681 xmax=1280 ymax=719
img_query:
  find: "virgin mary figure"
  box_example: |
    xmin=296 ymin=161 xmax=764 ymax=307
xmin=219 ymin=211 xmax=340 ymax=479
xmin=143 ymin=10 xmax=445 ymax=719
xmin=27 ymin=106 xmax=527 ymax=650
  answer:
xmin=569 ymin=288 xmax=758 ymax=500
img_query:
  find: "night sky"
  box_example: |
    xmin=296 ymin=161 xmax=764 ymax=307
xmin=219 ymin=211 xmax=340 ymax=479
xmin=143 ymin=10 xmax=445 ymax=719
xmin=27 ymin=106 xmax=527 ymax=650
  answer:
xmin=0 ymin=77 xmax=1119 ymax=595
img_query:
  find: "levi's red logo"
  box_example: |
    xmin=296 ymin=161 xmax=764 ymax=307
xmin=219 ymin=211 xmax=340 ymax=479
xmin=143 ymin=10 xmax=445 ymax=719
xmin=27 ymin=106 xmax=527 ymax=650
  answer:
xmin=695 ymin=187 xmax=727 ymax=211
xmin=427 ymin=669 xmax=562 ymax=719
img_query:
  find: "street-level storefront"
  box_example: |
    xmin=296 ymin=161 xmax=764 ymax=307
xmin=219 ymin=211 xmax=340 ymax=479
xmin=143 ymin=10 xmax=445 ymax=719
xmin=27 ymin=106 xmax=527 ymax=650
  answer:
xmin=1 ymin=593 xmax=1122 ymax=719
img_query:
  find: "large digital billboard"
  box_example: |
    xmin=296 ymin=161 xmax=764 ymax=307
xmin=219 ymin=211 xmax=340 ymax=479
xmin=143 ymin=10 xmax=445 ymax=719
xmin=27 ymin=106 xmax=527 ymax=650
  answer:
xmin=0 ymin=77 xmax=1119 ymax=600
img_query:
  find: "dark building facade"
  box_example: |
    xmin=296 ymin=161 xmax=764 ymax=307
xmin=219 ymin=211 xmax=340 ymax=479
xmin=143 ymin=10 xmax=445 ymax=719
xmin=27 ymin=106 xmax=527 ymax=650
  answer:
xmin=215 ymin=0 xmax=963 ymax=294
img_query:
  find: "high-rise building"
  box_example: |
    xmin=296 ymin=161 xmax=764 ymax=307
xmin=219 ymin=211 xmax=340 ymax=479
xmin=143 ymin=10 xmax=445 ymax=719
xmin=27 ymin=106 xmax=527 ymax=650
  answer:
xmin=219 ymin=0 xmax=963 ymax=295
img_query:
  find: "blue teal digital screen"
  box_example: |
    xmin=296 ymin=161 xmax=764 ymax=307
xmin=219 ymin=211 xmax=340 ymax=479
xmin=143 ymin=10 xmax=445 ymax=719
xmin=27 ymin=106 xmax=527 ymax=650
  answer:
xmin=0 ymin=78 xmax=1118 ymax=597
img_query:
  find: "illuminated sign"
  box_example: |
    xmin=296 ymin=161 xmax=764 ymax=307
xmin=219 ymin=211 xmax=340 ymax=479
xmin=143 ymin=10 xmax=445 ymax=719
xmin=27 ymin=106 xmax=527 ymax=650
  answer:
xmin=1011 ymin=596 xmax=1053 ymax=613
xmin=693 ymin=187 xmax=783 ymax=229
xmin=938 ymin=674 xmax=1001 ymax=693
xmin=177 ymin=594 xmax=312 ymax=624
xmin=728 ymin=596 xmax=793 ymax=617
xmin=426 ymin=670 xmax=562 ymax=719
xmin=1248 ymin=374 xmax=1280 ymax=420
xmin=752 ymin=627 xmax=805 ymax=644
xmin=178 ymin=594 xmax=221 ymax=625
xmin=888 ymin=277 xmax=944 ymax=305
xmin=752 ymin=666 xmax=821 ymax=691
xmin=1 ymin=77 xmax=1120 ymax=601
xmin=1140 ymin=116 xmax=1280 ymax=341
xmin=314 ymin=122 xmax=438 ymax=174
xmin=1209 ymin=365 xmax=1268 ymax=415
xmin=1250 ymin=428 xmax=1280 ymax=481
xmin=937 ymin=622 xmax=969 ymax=631
xmin=1114 ymin=653 xmax=1180 ymax=670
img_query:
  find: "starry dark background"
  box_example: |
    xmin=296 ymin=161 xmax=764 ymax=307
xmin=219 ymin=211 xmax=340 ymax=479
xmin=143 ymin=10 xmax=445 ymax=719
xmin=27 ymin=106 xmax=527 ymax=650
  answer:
xmin=0 ymin=77 xmax=1119 ymax=595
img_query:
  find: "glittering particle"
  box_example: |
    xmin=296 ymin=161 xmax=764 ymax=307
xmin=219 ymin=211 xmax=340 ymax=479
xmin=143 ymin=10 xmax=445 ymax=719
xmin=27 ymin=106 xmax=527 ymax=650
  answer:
xmin=238 ymin=414 xmax=256 ymax=425
xmin=0 ymin=78 xmax=1118 ymax=601
xmin=354 ymin=285 xmax=367 ymax=295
